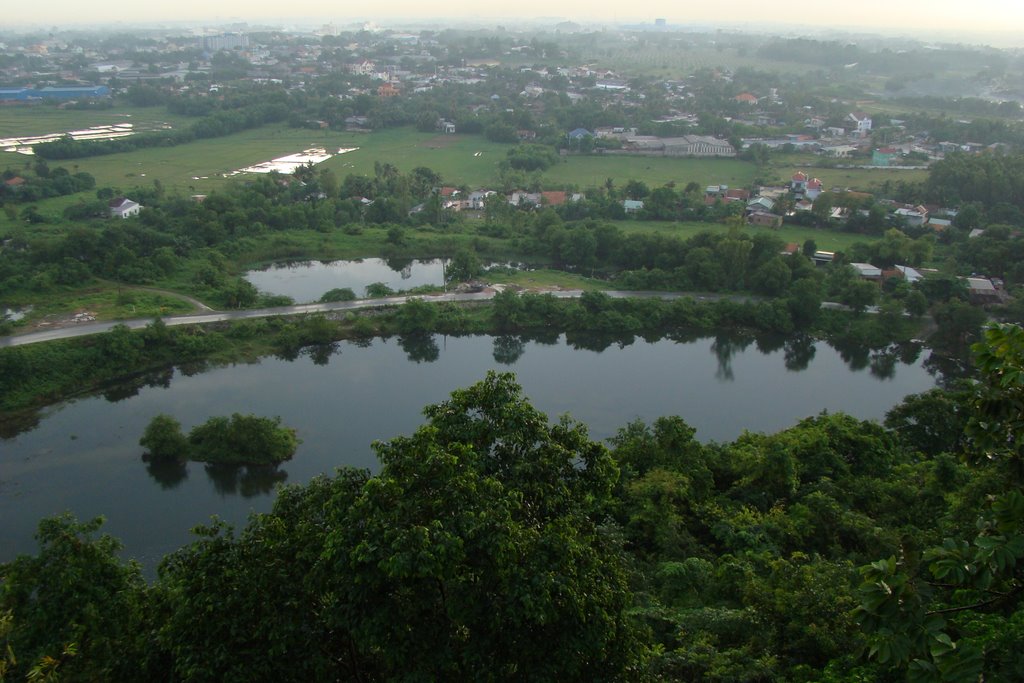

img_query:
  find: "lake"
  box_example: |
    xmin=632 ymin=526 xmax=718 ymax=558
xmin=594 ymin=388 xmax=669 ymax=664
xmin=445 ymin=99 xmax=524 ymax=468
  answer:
xmin=245 ymin=258 xmax=447 ymax=302
xmin=0 ymin=332 xmax=940 ymax=571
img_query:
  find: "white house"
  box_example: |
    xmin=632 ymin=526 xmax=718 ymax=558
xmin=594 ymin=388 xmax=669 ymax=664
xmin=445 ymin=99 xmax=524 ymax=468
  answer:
xmin=848 ymin=112 xmax=872 ymax=136
xmin=894 ymin=206 xmax=928 ymax=227
xmin=109 ymin=197 xmax=141 ymax=219
xmin=467 ymin=190 xmax=496 ymax=210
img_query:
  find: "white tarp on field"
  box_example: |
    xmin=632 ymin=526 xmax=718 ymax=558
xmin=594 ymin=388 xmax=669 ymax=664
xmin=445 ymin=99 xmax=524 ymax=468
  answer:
xmin=226 ymin=147 xmax=359 ymax=176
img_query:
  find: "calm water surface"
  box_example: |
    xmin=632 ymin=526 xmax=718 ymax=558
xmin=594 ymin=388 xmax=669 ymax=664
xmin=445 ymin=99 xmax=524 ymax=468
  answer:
xmin=0 ymin=333 xmax=940 ymax=570
xmin=245 ymin=258 xmax=445 ymax=301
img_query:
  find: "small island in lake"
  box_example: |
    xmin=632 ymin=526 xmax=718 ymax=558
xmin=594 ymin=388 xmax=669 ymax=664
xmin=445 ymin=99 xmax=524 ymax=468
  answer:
xmin=140 ymin=413 xmax=299 ymax=466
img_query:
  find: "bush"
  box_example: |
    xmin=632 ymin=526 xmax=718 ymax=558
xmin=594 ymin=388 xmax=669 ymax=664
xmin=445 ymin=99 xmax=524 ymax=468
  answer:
xmin=320 ymin=287 xmax=357 ymax=302
xmin=187 ymin=414 xmax=299 ymax=465
xmin=139 ymin=414 xmax=189 ymax=461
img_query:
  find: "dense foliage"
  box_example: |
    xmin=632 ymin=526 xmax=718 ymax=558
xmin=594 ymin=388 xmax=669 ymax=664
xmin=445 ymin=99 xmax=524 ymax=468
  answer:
xmin=3 ymin=325 xmax=1023 ymax=680
xmin=141 ymin=412 xmax=298 ymax=465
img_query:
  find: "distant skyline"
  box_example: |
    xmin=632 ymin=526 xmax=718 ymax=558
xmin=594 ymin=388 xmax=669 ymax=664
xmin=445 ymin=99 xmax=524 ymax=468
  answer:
xmin=3 ymin=0 xmax=1024 ymax=47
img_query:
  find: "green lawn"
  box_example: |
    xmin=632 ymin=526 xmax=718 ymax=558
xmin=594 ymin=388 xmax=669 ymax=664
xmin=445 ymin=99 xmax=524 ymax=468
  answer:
xmin=546 ymin=155 xmax=757 ymax=190
xmin=609 ymin=219 xmax=879 ymax=252
xmin=1 ymin=123 xmax=769 ymax=196
xmin=0 ymin=105 xmax=192 ymax=139
xmin=492 ymin=269 xmax=611 ymax=291
xmin=320 ymin=128 xmax=511 ymax=186
xmin=1 ymin=125 xmax=365 ymax=194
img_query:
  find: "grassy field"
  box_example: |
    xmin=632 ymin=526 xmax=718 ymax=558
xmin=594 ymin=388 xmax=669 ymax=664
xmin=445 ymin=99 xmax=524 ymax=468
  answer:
xmin=1 ymin=122 xmax=769 ymax=196
xmin=773 ymin=164 xmax=930 ymax=192
xmin=609 ymin=219 xmax=879 ymax=251
xmin=2 ymin=125 xmax=367 ymax=194
xmin=495 ymin=269 xmax=611 ymax=291
xmin=548 ymin=155 xmax=757 ymax=190
xmin=12 ymin=287 xmax=195 ymax=329
xmin=0 ymin=105 xmax=193 ymax=139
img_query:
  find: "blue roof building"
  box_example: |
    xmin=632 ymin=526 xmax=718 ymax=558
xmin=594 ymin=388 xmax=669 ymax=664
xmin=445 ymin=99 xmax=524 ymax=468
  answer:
xmin=35 ymin=86 xmax=111 ymax=100
xmin=0 ymin=88 xmax=33 ymax=101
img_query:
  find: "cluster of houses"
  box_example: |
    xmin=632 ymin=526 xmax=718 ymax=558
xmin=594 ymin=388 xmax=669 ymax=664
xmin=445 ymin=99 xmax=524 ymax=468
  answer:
xmin=840 ymin=259 xmax=1003 ymax=305
xmin=409 ymin=187 xmax=586 ymax=214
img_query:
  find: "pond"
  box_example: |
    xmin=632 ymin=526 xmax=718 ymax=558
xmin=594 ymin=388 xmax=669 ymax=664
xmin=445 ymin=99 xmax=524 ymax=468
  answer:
xmin=245 ymin=258 xmax=447 ymax=302
xmin=0 ymin=331 xmax=941 ymax=571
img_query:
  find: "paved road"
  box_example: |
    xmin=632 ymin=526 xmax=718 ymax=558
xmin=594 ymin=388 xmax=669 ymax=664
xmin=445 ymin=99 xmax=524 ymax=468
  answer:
xmin=0 ymin=289 xmax=755 ymax=349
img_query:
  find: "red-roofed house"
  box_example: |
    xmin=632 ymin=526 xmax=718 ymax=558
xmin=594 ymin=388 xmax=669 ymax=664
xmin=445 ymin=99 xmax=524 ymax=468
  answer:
xmin=791 ymin=171 xmax=808 ymax=193
xmin=805 ymin=177 xmax=823 ymax=200
xmin=541 ymin=191 xmax=567 ymax=206
xmin=734 ymin=93 xmax=758 ymax=104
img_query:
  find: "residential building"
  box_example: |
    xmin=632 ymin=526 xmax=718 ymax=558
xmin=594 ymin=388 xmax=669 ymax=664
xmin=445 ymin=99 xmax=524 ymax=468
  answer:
xmin=748 ymin=211 xmax=782 ymax=228
xmin=109 ymin=197 xmax=141 ymax=219
xmin=848 ymin=112 xmax=872 ymax=136
xmin=850 ymin=263 xmax=882 ymax=280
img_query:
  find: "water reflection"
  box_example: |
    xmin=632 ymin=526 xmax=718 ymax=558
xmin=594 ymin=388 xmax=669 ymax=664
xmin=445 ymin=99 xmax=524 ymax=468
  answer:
xmin=493 ymin=335 xmax=526 ymax=365
xmin=102 ymin=368 xmax=174 ymax=403
xmin=306 ymin=342 xmax=340 ymax=366
xmin=565 ymin=330 xmax=636 ymax=352
xmin=711 ymin=331 xmax=755 ymax=382
xmin=204 ymin=463 xmax=289 ymax=498
xmin=144 ymin=456 xmax=188 ymax=490
xmin=398 ymin=334 xmax=440 ymax=363
xmin=245 ymin=258 xmax=447 ymax=302
xmin=783 ymin=335 xmax=816 ymax=372
xmin=828 ymin=338 xmax=867 ymax=371
xmin=869 ymin=350 xmax=898 ymax=380
xmin=384 ymin=255 xmax=414 ymax=274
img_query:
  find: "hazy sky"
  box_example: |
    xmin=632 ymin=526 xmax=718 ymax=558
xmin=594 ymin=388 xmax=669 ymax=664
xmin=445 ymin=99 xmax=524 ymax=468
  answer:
xmin=4 ymin=0 xmax=1024 ymax=42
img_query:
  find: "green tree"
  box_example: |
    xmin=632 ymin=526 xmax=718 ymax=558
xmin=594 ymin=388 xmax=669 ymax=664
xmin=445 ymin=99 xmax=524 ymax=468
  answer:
xmin=787 ymin=277 xmax=824 ymax=327
xmin=446 ymin=249 xmax=482 ymax=283
xmin=0 ymin=515 xmax=146 ymax=682
xmin=188 ymin=414 xmax=298 ymax=465
xmin=139 ymin=414 xmax=189 ymax=462
xmin=156 ymin=470 xmax=371 ymax=681
xmin=319 ymin=287 xmax=356 ymax=302
xmin=394 ymin=298 xmax=439 ymax=335
xmin=857 ymin=324 xmax=1024 ymax=681
xmin=365 ymin=282 xmax=395 ymax=298
xmin=322 ymin=372 xmax=643 ymax=679
xmin=751 ymin=257 xmax=792 ymax=296
xmin=905 ymin=289 xmax=929 ymax=318
xmin=842 ymin=279 xmax=879 ymax=313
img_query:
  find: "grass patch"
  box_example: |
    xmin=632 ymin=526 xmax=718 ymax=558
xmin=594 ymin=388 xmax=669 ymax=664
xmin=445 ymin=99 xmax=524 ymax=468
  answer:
xmin=546 ymin=155 xmax=757 ymax=190
xmin=14 ymin=286 xmax=195 ymax=329
xmin=0 ymin=105 xmax=192 ymax=139
xmin=490 ymin=268 xmax=611 ymax=291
